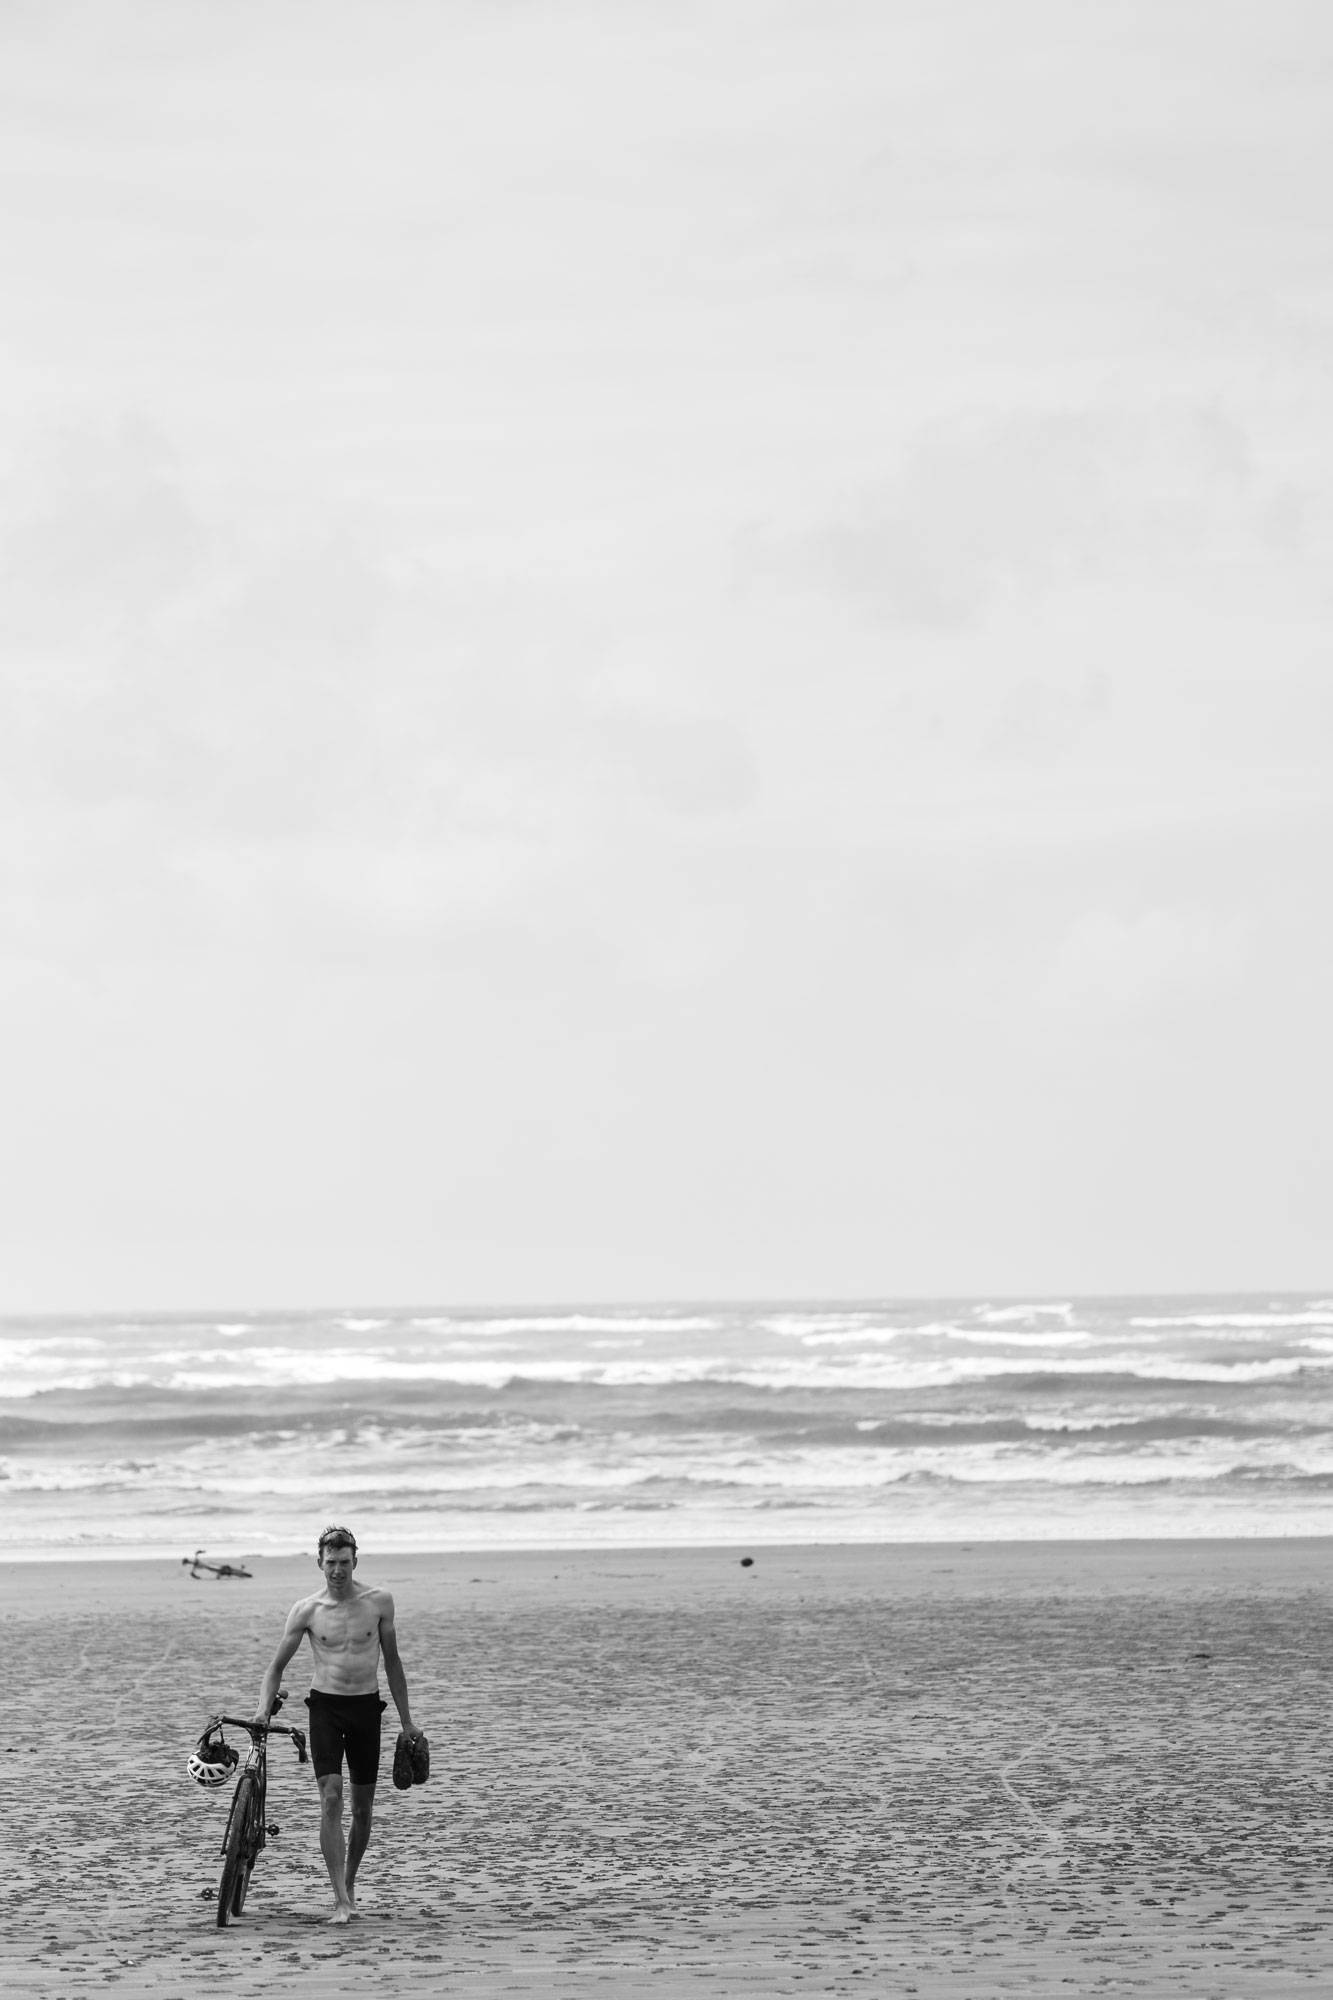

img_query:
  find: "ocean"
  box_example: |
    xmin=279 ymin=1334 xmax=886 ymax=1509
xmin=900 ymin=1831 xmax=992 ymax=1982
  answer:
xmin=3 ymin=1295 xmax=1332 ymax=1559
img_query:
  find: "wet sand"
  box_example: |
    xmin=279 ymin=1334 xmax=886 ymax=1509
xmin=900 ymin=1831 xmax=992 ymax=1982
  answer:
xmin=2 ymin=1539 xmax=1330 ymax=1995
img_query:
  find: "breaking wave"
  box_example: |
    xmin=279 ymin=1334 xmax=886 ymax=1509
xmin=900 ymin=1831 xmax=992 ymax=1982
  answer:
xmin=6 ymin=1293 xmax=1333 ymax=1552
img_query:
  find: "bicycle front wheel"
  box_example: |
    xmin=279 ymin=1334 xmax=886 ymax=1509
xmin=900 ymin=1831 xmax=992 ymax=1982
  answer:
xmin=217 ymin=1772 xmax=258 ymax=1927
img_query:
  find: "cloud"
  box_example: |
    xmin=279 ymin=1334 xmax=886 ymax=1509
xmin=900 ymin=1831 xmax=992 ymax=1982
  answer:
xmin=1039 ymin=906 xmax=1249 ymax=1017
xmin=0 ymin=415 xmax=203 ymax=655
xmin=792 ymin=400 xmax=1265 ymax=629
xmin=592 ymin=704 xmax=759 ymax=818
xmin=0 ymin=407 xmax=773 ymax=966
xmin=983 ymin=670 xmax=1112 ymax=766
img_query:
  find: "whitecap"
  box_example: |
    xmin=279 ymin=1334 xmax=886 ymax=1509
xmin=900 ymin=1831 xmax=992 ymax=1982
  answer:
xmin=1130 ymin=1312 xmax=1333 ymax=1329
xmin=975 ymin=1303 xmax=1074 ymax=1325
xmin=944 ymin=1328 xmax=1094 ymax=1349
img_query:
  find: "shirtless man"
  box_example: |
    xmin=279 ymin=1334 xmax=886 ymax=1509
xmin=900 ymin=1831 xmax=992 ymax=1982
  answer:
xmin=253 ymin=1525 xmax=423 ymax=1923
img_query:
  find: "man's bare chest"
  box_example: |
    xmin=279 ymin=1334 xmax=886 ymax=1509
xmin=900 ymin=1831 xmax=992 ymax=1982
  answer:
xmin=310 ymin=1603 xmax=380 ymax=1654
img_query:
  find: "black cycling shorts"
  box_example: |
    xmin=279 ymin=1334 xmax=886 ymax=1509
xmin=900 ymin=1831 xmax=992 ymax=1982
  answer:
xmin=305 ymin=1689 xmax=387 ymax=1786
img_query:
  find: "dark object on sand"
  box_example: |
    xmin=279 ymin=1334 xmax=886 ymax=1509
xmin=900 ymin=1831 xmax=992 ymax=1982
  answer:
xmin=393 ymin=1730 xmax=430 ymax=1789
xmin=740 ymin=1557 xmax=754 ymax=1567
xmin=183 ymin=1549 xmax=253 ymax=1581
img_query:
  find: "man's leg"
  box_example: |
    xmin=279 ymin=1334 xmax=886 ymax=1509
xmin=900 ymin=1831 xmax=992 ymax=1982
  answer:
xmin=344 ymin=1782 xmax=376 ymax=1906
xmin=317 ymin=1772 xmax=355 ymax=1922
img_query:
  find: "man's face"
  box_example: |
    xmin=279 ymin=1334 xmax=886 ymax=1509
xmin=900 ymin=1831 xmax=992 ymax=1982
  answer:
xmin=320 ymin=1542 xmax=356 ymax=1586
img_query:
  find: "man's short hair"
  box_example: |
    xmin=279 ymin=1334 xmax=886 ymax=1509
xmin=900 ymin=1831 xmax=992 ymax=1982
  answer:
xmin=318 ymin=1524 xmax=358 ymax=1556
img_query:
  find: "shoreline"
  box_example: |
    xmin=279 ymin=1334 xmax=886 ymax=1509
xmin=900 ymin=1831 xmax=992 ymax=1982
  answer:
xmin=8 ymin=1534 xmax=1333 ymax=1624
xmin=6 ymin=1521 xmax=1333 ymax=1566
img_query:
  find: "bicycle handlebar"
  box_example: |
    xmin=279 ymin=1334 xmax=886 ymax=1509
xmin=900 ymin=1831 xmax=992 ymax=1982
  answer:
xmin=211 ymin=1714 xmax=310 ymax=1763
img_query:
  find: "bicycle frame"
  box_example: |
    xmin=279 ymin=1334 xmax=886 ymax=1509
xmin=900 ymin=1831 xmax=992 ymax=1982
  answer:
xmin=207 ymin=1695 xmax=308 ymax=1926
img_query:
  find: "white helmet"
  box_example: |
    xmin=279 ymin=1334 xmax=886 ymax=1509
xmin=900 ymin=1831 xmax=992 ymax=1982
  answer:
xmin=188 ymin=1723 xmax=239 ymax=1787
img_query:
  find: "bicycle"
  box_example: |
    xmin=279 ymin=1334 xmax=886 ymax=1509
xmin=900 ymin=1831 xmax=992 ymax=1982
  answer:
xmin=183 ymin=1548 xmax=252 ymax=1581
xmin=205 ymin=1691 xmax=309 ymax=1927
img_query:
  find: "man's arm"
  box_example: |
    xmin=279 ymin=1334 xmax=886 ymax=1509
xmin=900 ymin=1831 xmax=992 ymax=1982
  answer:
xmin=378 ymin=1593 xmax=419 ymax=1737
xmin=252 ymin=1601 xmax=310 ymax=1724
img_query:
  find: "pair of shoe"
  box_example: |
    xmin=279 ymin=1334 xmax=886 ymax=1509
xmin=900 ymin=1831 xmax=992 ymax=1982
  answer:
xmin=392 ymin=1730 xmax=430 ymax=1790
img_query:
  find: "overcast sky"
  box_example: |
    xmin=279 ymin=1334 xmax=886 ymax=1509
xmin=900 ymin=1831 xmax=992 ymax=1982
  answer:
xmin=2 ymin=1 xmax=1330 ymax=1312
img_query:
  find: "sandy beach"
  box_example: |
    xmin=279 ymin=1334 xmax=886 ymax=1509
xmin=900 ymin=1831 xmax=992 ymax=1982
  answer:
xmin=2 ymin=1539 xmax=1330 ymax=1996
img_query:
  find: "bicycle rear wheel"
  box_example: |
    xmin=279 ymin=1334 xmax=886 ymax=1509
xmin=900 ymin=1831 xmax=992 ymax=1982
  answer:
xmin=217 ymin=1772 xmax=258 ymax=1927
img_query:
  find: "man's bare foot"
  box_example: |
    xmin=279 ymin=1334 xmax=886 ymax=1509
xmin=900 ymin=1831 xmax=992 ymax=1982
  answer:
xmin=327 ymin=1903 xmax=355 ymax=1925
